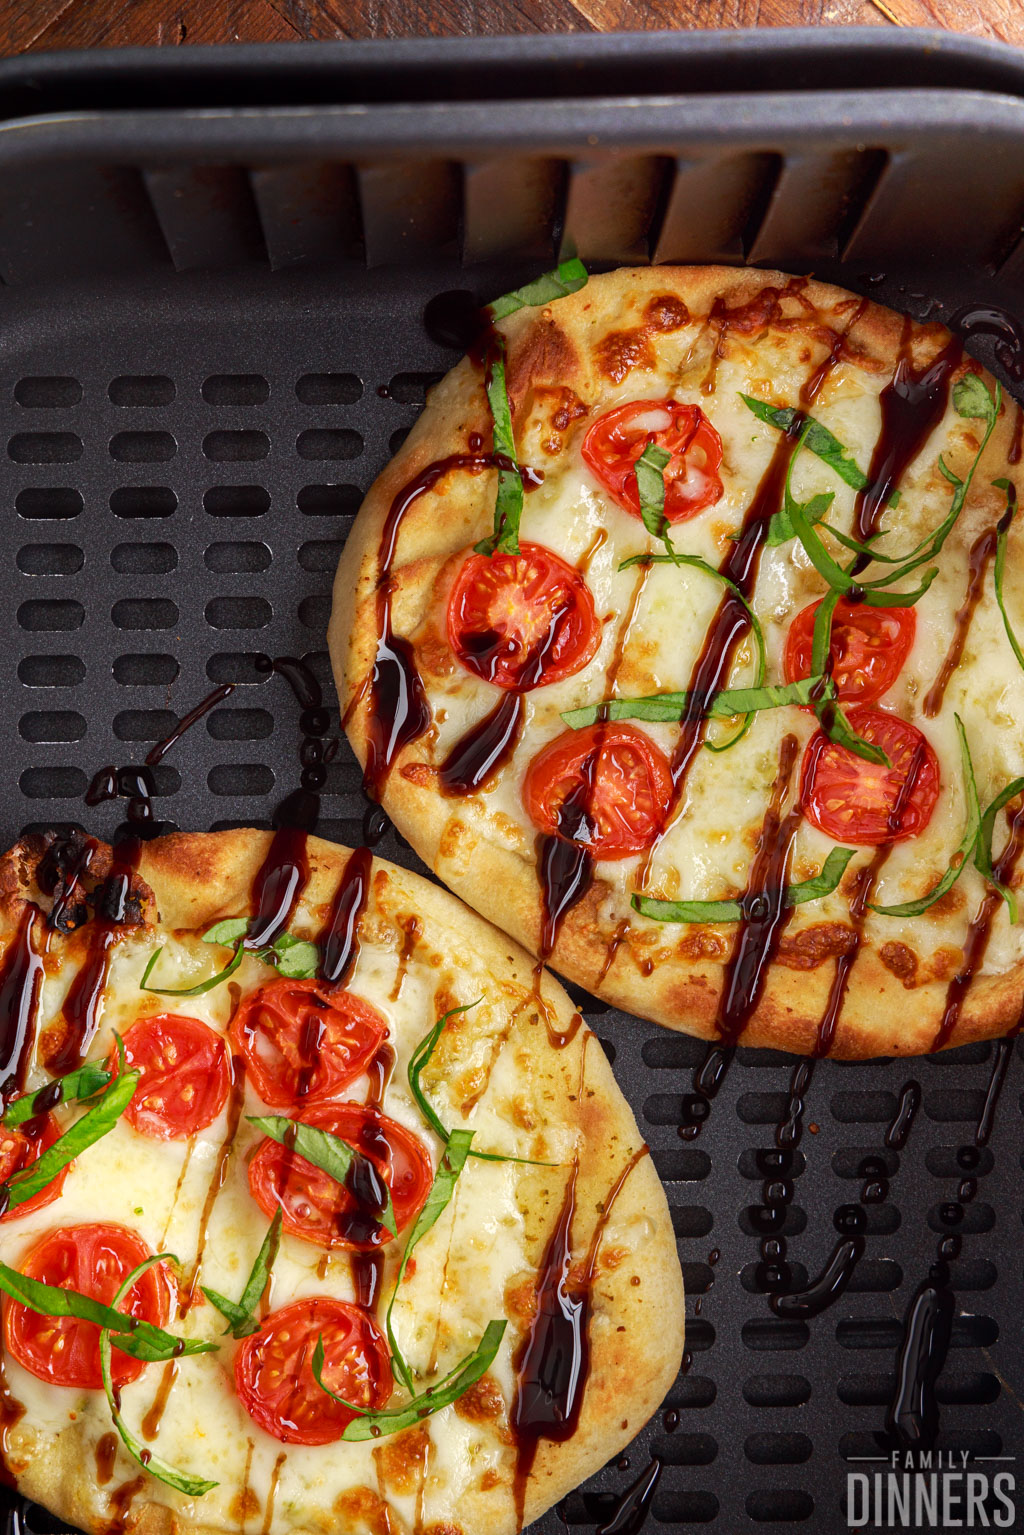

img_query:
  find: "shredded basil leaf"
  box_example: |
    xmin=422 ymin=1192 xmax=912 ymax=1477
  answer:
xmin=617 ymin=551 xmax=767 ymax=753
xmin=954 ymin=373 xmax=997 ymax=421
xmin=408 ymin=1002 xmax=551 ymax=1167
xmin=740 ymin=395 xmax=875 ymax=493
xmin=141 ymin=940 xmax=244 ymax=997
xmin=2 ymin=1062 xmax=111 ymax=1129
xmin=0 ymin=1257 xmax=214 ymax=1363
xmin=869 ymin=715 xmax=980 ymax=916
xmin=474 ymin=342 xmax=523 ymax=559
xmin=312 ymin=1318 xmax=508 ymax=1441
xmin=248 ymin=1116 xmax=397 ymax=1241
xmin=202 ymin=1210 xmax=282 ymax=1339
xmin=635 ymin=442 xmax=677 ymax=563
xmin=487 ymin=258 xmax=588 ymax=322
xmin=202 ymin=921 xmax=319 ymax=981
xmin=1 ymin=1057 xmax=139 ymax=1215
xmin=561 ymin=675 xmax=831 ymax=729
xmin=976 ymin=773 xmax=1024 ymax=924
xmin=100 ymin=1255 xmax=218 ymax=1496
xmin=634 ymin=846 xmax=857 ymax=924
xmin=992 ymin=478 xmax=1024 ymax=674
xmin=766 ymin=490 xmax=834 ymax=548
xmin=386 ymin=1128 xmax=475 ymax=1393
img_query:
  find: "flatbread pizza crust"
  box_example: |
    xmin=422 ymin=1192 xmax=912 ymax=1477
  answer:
xmin=330 ymin=264 xmax=1024 ymax=1060
xmin=0 ymin=829 xmax=683 ymax=1535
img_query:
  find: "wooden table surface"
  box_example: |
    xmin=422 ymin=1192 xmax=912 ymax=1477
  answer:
xmin=0 ymin=0 xmax=1021 ymax=59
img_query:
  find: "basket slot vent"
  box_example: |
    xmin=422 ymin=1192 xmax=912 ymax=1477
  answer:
xmin=739 ymin=1205 xmax=806 ymax=1238
xmin=110 ymin=431 xmax=176 ymax=465
xmin=17 ymin=543 xmax=84 ymax=576
xmin=357 ymin=161 xmax=461 ymax=268
xmin=653 ymin=153 xmax=780 ymax=266
xmin=207 ymin=708 xmax=273 ymax=741
xmin=927 ymin=1200 xmax=993 ymax=1234
xmin=113 ymin=709 xmax=176 ymax=742
xmin=208 ymin=763 xmax=275 ymax=797
xmin=832 ymin=1147 xmax=898 ymax=1178
xmin=745 ymin=1489 xmax=814 ymax=1523
xmin=251 ymin=163 xmax=364 ymax=271
xmin=205 ymin=595 xmax=273 ymax=630
xmin=109 ymin=375 xmax=176 ymax=407
xmin=206 ymin=651 xmax=269 ymax=684
xmin=205 ymin=541 xmax=272 ymax=574
xmin=296 ymin=373 xmax=363 ymax=406
xmin=746 ymin=148 xmax=889 ymax=268
xmin=668 ymin=1374 xmax=717 ymax=1409
xmin=0 ymin=166 xmax=166 ymax=285
xmin=204 ymin=485 xmax=269 ymax=517
xmin=202 ymin=374 xmax=270 ymax=407
xmin=741 ymin=1319 xmax=809 ymax=1352
xmin=110 ymin=487 xmax=177 ymax=519
xmin=463 ymin=157 xmax=563 ymax=265
xmin=14 ymin=377 xmax=82 ymax=409
xmin=112 ymin=654 xmax=179 ymax=687
xmin=296 ymin=428 xmax=362 ymax=461
xmin=682 ymin=1261 xmax=715 ymax=1292
xmin=143 ymin=166 xmax=267 ymax=273
xmin=559 ymin=154 xmax=670 ymax=265
xmin=653 ymin=1432 xmax=719 ymax=1466
xmin=17 ymin=654 xmax=86 ymax=688
xmin=297 ymin=539 xmax=344 ymax=573
xmin=926 ymin=1145 xmax=995 ymax=1177
xmin=650 ymin=1148 xmax=711 ymax=1182
xmin=838 ymin=1370 xmax=1001 ymax=1407
xmin=651 ymin=1490 xmax=720 ymax=1523
xmin=19 ymin=766 xmax=88 ymax=799
xmin=743 ymin=1375 xmax=812 ymax=1408
xmin=299 ymin=595 xmax=331 ymax=630
xmin=110 ymin=542 xmax=177 ymax=575
xmin=17 ymin=599 xmax=84 ymax=631
xmin=111 ymin=597 xmax=178 ymax=631
xmin=9 ymin=433 xmax=82 ymax=464
xmin=203 ymin=430 xmax=269 ymax=463
xmin=16 ymin=488 xmax=82 ymax=521
xmin=744 ymin=1433 xmax=813 ymax=1467
xmin=739 ymin=1148 xmax=806 ymax=1179
xmin=297 ymin=484 xmax=361 ymax=517
xmin=841 ymin=146 xmax=1024 ymax=271
xmin=19 ymin=710 xmax=85 ymax=743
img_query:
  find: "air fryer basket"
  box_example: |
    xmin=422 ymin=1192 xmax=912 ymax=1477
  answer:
xmin=3 ymin=52 xmax=1024 ymax=1532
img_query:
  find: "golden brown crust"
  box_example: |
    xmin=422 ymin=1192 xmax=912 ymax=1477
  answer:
xmin=0 ymin=828 xmax=683 ymax=1535
xmin=330 ymin=264 xmax=1024 ymax=1060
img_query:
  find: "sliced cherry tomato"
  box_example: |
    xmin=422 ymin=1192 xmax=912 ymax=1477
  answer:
xmin=582 ymin=399 xmax=724 ymax=524
xmin=447 ymin=542 xmax=600 ymax=691
xmin=523 ymin=723 xmax=673 ymax=860
xmin=229 ymin=979 xmax=387 ymax=1109
xmin=0 ymin=1114 xmax=67 ymax=1223
xmin=115 ymin=1014 xmax=230 ymax=1140
xmin=235 ymin=1296 xmax=391 ymax=1445
xmin=801 ymin=706 xmax=940 ymax=846
xmin=785 ymin=598 xmax=916 ymax=706
xmin=4 ymin=1223 xmax=169 ymax=1390
xmin=248 ymin=1101 xmax=433 ymax=1250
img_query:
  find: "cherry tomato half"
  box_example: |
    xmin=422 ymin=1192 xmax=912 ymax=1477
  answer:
xmin=116 ymin=1014 xmax=230 ymax=1140
xmin=229 ymin=979 xmax=387 ymax=1109
xmin=801 ymin=706 xmax=940 ymax=846
xmin=785 ymin=598 xmax=916 ymax=707
xmin=4 ymin=1224 xmax=169 ymax=1390
xmin=523 ymin=723 xmax=673 ymax=860
xmin=447 ymin=542 xmax=600 ymax=691
xmin=248 ymin=1101 xmax=433 ymax=1251
xmin=234 ymin=1296 xmax=391 ymax=1445
xmin=0 ymin=1114 xmax=67 ymax=1223
xmin=582 ymin=399 xmax=724 ymax=524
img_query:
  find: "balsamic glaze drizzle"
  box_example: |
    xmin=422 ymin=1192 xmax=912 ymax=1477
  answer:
xmin=0 ymin=906 xmax=45 ymax=1102
xmin=511 ymin=1147 xmax=648 ymax=1528
xmin=771 ymin=1080 xmax=921 ymax=1320
xmin=319 ymin=845 xmax=373 ymax=987
xmin=922 ymin=522 xmax=999 ymax=718
xmin=596 ymin=1458 xmax=662 ymax=1535
xmin=884 ymin=1039 xmax=1015 ymax=1452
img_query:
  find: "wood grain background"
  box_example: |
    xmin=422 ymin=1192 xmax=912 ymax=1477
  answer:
xmin=0 ymin=0 xmax=1021 ymax=59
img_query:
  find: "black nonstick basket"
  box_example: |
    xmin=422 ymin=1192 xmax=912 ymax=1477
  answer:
xmin=3 ymin=29 xmax=1024 ymax=1533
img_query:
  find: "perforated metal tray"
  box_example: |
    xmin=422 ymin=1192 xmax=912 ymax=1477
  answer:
xmin=2 ymin=37 xmax=1024 ymax=1533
